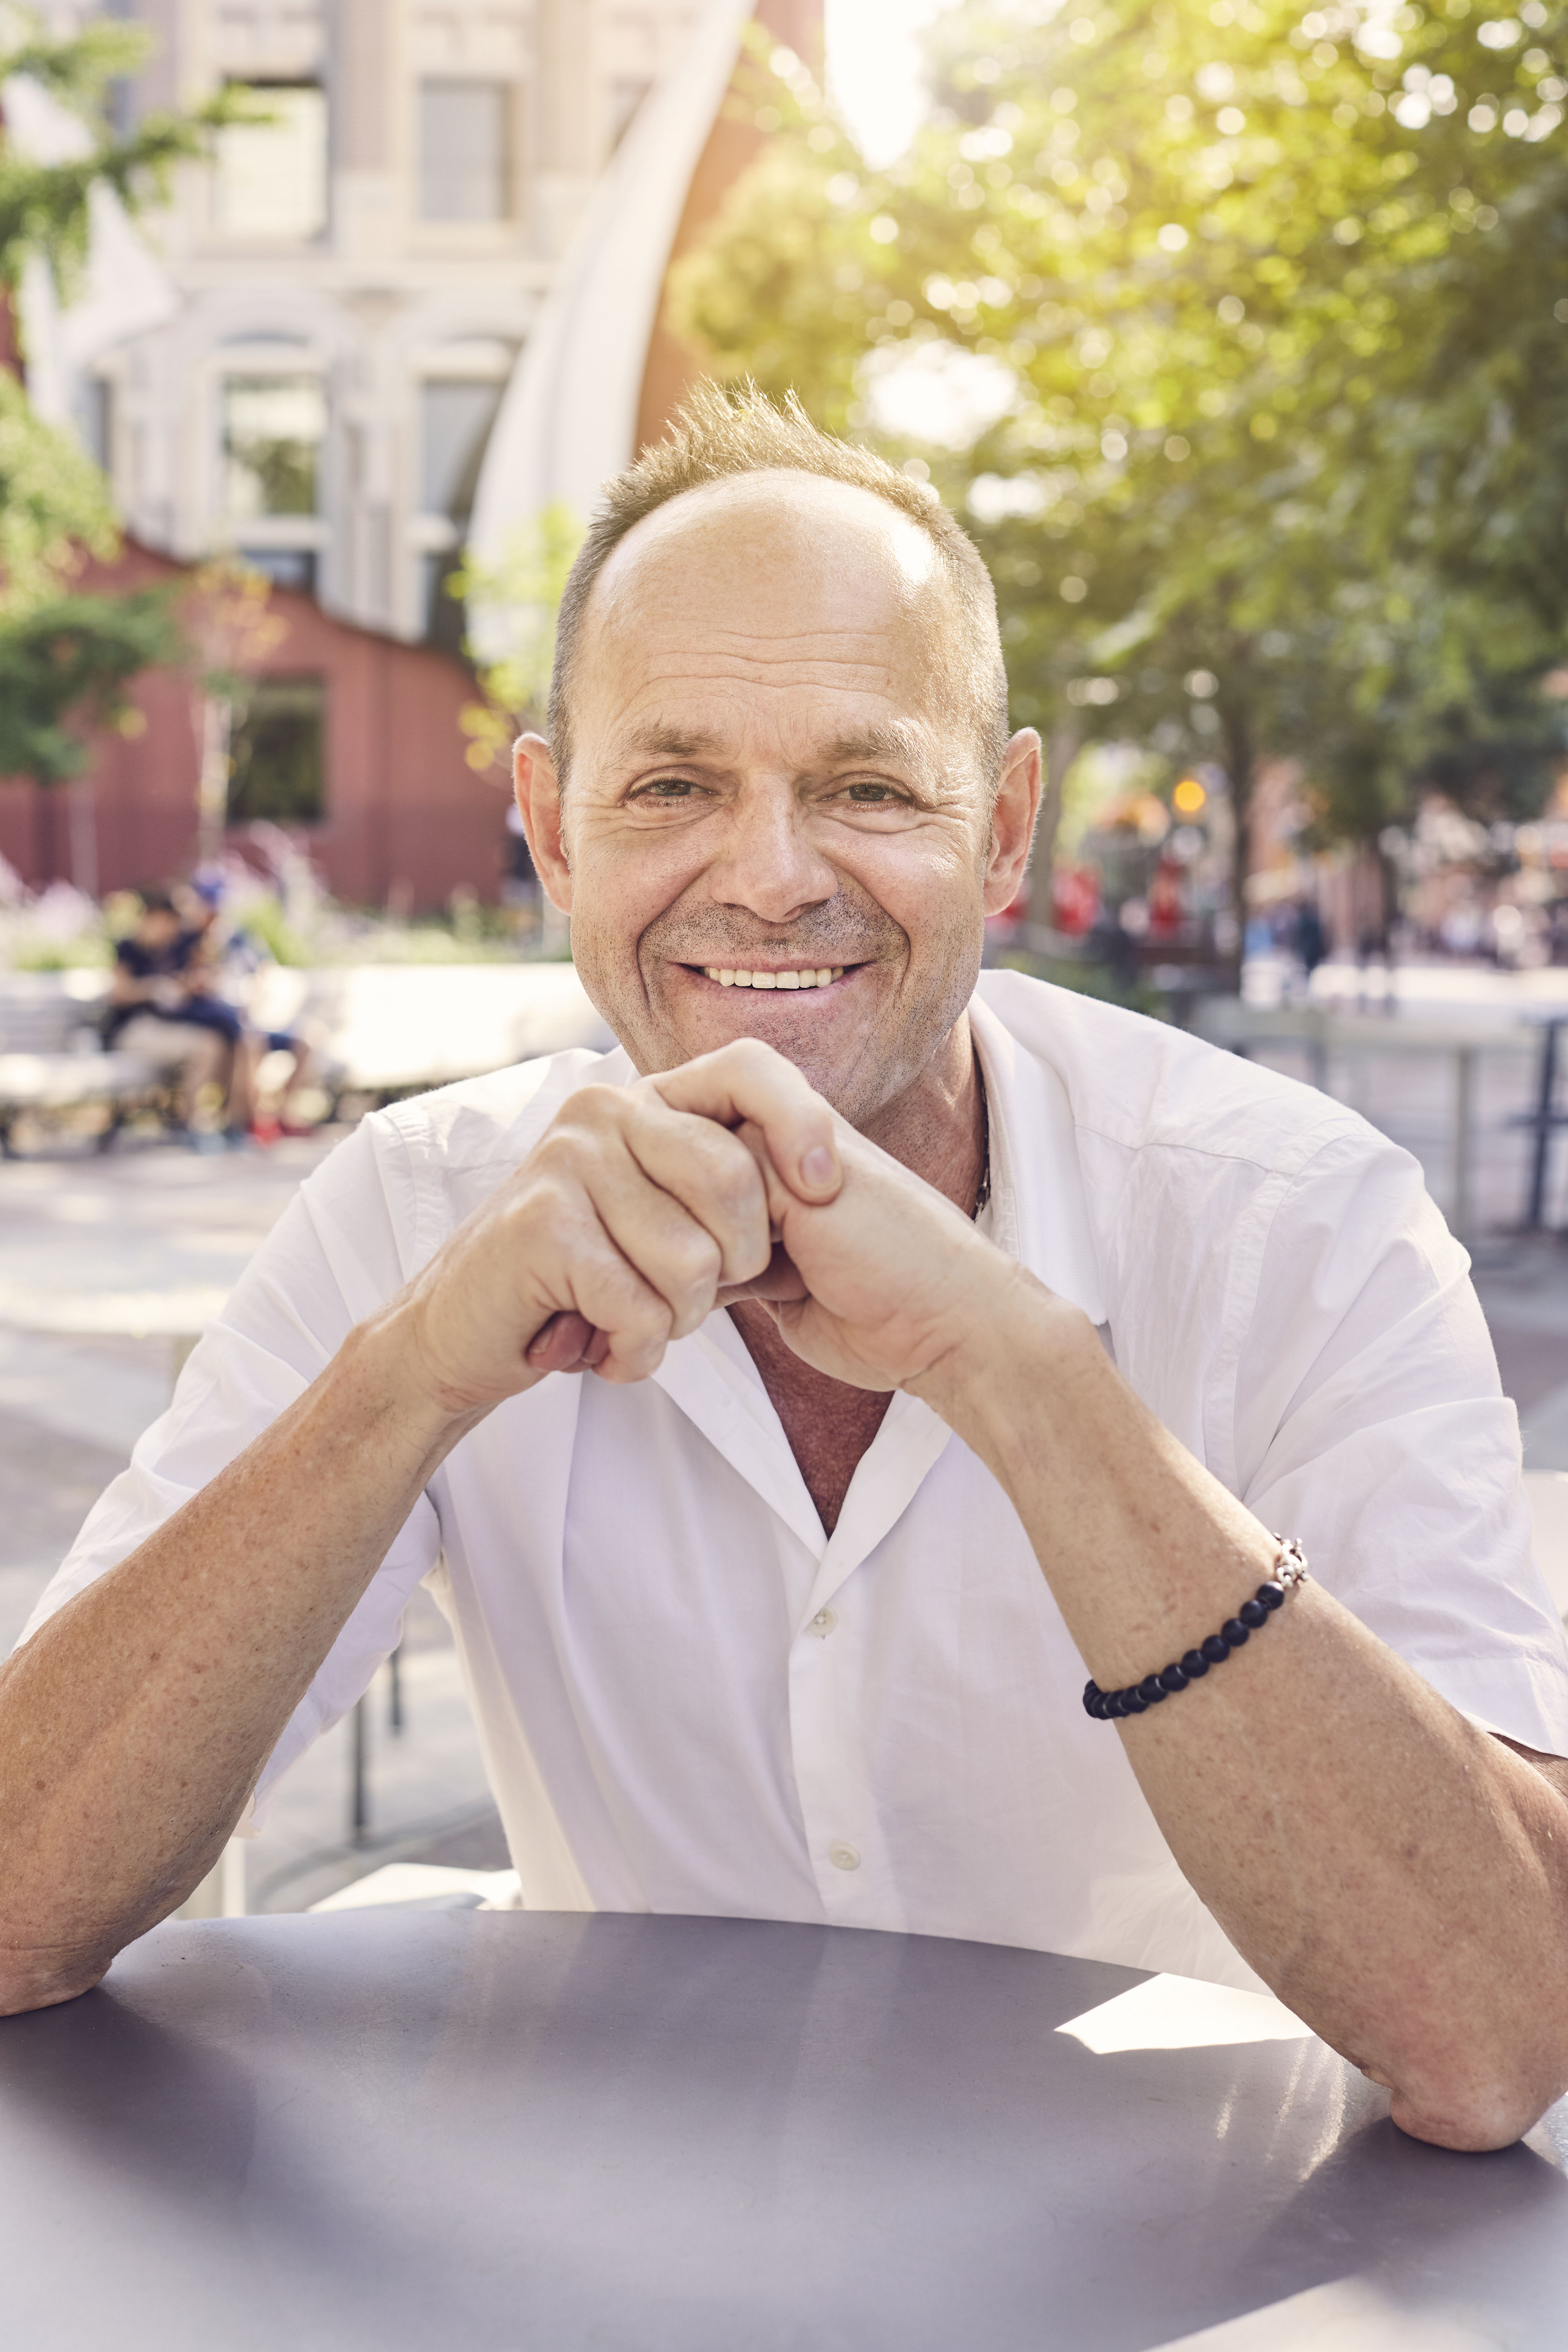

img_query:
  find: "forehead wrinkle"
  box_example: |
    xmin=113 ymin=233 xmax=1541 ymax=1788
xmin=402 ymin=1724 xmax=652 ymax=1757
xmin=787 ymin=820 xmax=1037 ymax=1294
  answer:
xmin=636 ymin=623 xmax=901 ymax=655
xmin=635 ymin=652 xmax=897 ymax=695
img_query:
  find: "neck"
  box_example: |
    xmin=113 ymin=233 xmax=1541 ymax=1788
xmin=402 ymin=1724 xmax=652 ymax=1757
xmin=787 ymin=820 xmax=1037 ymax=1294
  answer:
xmin=858 ymin=1014 xmax=986 ymax=1219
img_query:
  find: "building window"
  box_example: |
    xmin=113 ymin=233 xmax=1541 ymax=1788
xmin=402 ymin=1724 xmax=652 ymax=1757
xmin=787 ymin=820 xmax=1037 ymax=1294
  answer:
xmin=420 ymin=379 xmax=504 ymax=519
xmin=222 ymin=376 xmax=326 ymax=518
xmin=419 ymin=374 xmax=506 ymax=651
xmin=238 ymin=548 xmax=317 ymax=595
xmin=214 ymin=84 xmax=329 ymax=240
xmin=77 ymin=376 xmax=112 ymax=472
xmin=422 ymin=550 xmax=466 ymax=650
xmin=418 ymin=81 xmax=514 ymax=221
xmin=227 ymin=677 xmax=327 ymax=825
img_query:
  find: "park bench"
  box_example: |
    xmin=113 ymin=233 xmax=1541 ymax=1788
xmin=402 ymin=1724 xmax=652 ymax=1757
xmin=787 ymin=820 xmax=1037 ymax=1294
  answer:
xmin=254 ymin=960 xmax=615 ymax=1112
xmin=0 ymin=971 xmax=169 ymax=1156
xmin=0 ymin=960 xmax=615 ymax=1149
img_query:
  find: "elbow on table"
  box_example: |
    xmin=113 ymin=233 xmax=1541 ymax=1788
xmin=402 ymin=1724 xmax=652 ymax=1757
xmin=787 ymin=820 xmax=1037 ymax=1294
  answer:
xmin=1386 ymin=2037 xmax=1568 ymax=2153
xmin=0 ymin=1940 xmax=113 ymax=2018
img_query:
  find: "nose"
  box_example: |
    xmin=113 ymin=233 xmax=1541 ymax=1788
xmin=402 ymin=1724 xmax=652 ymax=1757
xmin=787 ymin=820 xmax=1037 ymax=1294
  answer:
xmin=707 ymin=774 xmax=838 ymax=926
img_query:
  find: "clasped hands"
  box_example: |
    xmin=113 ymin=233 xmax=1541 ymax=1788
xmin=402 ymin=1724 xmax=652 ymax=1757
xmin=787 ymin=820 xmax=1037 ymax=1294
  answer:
xmin=394 ymin=1038 xmax=1046 ymax=1430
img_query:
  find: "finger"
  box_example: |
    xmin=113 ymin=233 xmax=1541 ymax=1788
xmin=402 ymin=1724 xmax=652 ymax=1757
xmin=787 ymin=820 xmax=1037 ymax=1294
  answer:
xmin=617 ymin=1092 xmax=772 ymax=1286
xmin=716 ymin=1240 xmax=810 ymax=1308
xmin=578 ymin=1151 xmax=729 ymax=1342
xmin=732 ymin=1118 xmax=803 ymax=1235
xmin=650 ymin=1040 xmax=842 ymax=1204
xmin=528 ymin=1095 xmax=743 ymax=1345
xmin=521 ymin=1198 xmax=680 ymax=1382
xmin=526 ymin=1311 xmax=608 ymax=1374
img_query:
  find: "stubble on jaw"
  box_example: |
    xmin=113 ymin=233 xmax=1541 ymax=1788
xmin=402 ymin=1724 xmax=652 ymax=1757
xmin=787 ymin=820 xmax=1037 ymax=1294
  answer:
xmin=619 ymin=878 xmax=982 ymax=1136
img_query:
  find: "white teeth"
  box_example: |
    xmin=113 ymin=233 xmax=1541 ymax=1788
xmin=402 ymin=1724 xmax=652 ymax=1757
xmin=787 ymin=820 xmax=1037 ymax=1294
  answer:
xmin=701 ymin=966 xmax=848 ymax=988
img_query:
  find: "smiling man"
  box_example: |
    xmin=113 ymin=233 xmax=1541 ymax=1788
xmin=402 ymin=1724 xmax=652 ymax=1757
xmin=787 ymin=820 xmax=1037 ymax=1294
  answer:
xmin=5 ymin=391 xmax=1568 ymax=2152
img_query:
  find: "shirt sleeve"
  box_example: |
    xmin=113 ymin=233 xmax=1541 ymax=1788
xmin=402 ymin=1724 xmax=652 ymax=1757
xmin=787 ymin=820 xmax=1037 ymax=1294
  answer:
xmin=15 ymin=1116 xmax=444 ymax=1827
xmin=1230 ymin=1126 xmax=1568 ymax=1757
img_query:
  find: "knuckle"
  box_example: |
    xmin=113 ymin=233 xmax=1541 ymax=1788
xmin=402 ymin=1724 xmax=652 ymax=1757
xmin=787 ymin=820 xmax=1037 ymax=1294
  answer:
xmin=567 ymin=1083 xmax=622 ymax=1122
xmin=527 ymin=1125 xmax=586 ymax=1183
xmin=702 ymin=1122 xmax=758 ymax=1184
xmin=723 ymin=1036 xmax=778 ymax=1078
xmin=713 ymin=1154 xmax=762 ymax=1221
xmin=679 ymin=1230 xmax=723 ymax=1290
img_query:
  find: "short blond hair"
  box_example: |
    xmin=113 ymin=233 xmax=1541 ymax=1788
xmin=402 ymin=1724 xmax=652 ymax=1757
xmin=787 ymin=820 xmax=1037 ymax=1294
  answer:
xmin=548 ymin=383 xmax=1010 ymax=787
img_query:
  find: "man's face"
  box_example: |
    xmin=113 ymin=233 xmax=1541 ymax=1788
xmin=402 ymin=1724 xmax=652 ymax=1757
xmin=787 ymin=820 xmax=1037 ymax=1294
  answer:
xmin=515 ymin=473 xmax=1036 ymax=1128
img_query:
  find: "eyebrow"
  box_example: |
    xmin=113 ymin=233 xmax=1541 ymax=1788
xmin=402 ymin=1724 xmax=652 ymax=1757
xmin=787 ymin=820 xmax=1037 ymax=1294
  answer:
xmin=814 ymin=722 xmax=925 ymax=771
xmin=620 ymin=724 xmax=725 ymax=763
xmin=617 ymin=720 xmax=930 ymax=776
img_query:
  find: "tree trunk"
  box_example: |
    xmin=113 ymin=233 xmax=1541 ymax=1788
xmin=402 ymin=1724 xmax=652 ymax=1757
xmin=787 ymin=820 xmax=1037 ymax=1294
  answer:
xmin=196 ymin=693 xmax=232 ymax=869
xmin=1221 ymin=708 xmax=1255 ymax=995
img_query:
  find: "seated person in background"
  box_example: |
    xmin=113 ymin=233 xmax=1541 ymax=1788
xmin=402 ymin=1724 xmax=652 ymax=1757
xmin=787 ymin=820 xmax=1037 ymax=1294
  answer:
xmin=182 ymin=873 xmax=318 ymax=1138
xmin=7 ymin=391 xmax=1568 ymax=2154
xmin=103 ymin=885 xmax=252 ymax=1141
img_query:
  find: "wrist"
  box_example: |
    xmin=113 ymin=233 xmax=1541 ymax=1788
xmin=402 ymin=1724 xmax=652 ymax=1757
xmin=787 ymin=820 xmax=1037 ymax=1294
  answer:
xmin=338 ymin=1297 xmax=494 ymax=1463
xmin=906 ymin=1261 xmax=1099 ymax=1474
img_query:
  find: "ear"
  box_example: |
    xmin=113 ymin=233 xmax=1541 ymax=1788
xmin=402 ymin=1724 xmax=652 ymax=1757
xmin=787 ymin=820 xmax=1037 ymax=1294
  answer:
xmin=513 ymin=734 xmax=573 ymax=914
xmin=982 ymin=730 xmax=1042 ymax=918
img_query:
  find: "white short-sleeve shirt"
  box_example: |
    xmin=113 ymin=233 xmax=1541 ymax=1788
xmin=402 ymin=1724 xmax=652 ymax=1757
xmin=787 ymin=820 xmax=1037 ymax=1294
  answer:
xmin=25 ymin=972 xmax=1568 ymax=1991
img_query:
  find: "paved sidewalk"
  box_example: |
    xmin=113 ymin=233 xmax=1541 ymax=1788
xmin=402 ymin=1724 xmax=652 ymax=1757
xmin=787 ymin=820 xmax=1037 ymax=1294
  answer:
xmin=1472 ymin=1241 xmax=1568 ymax=1471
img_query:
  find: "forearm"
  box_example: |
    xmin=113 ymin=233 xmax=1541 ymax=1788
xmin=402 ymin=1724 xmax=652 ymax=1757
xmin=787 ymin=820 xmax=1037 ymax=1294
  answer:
xmin=0 ymin=1314 xmax=478 ymax=2013
xmin=917 ymin=1279 xmax=1568 ymax=2149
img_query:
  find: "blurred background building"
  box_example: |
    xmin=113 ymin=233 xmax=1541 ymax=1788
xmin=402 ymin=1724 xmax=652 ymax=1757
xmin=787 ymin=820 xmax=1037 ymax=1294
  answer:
xmin=0 ymin=0 xmax=758 ymax=908
xmin=97 ymin=0 xmax=701 ymax=640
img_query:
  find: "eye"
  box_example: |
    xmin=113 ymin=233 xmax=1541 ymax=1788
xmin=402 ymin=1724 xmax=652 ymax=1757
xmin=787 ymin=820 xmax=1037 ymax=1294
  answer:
xmin=835 ymin=780 xmax=908 ymax=805
xmin=630 ymin=776 xmax=701 ymax=803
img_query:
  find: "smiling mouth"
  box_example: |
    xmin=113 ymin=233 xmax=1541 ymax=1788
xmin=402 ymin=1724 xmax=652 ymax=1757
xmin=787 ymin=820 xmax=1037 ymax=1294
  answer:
xmin=696 ymin=965 xmax=848 ymax=990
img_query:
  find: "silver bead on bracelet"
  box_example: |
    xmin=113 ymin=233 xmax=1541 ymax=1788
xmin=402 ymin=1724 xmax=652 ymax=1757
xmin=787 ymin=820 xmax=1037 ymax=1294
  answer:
xmin=1083 ymin=1537 xmax=1309 ymax=1721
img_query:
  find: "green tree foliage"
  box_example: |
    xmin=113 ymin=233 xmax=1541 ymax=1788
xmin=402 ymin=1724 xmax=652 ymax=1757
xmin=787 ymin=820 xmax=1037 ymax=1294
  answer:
xmin=671 ymin=2 xmax=1568 ymax=891
xmin=0 ymin=11 xmax=253 ymax=789
xmin=454 ymin=503 xmax=587 ymax=774
xmin=0 ymin=590 xmax=182 ymax=786
xmin=0 ymin=365 xmax=117 ymax=609
xmin=0 ymin=16 xmax=248 ymax=296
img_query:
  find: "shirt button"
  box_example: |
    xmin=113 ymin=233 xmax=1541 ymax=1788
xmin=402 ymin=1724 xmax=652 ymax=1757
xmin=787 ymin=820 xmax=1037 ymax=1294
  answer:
xmin=811 ymin=1608 xmax=837 ymax=1636
xmin=828 ymin=1841 xmax=860 ymax=1872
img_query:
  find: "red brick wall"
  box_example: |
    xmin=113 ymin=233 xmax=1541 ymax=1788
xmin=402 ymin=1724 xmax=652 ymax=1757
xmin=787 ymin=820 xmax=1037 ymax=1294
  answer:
xmin=0 ymin=541 xmax=514 ymax=912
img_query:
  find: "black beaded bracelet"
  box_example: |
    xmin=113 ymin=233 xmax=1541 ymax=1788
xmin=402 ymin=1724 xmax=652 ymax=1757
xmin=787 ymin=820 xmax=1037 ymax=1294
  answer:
xmin=1083 ymin=1537 xmax=1309 ymax=1721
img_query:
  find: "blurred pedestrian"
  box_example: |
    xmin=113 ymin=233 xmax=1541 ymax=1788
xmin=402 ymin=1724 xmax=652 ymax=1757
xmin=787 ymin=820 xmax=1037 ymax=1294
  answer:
xmin=1296 ymin=898 xmax=1326 ymax=978
xmin=183 ymin=872 xmax=320 ymax=1138
xmin=102 ymin=885 xmax=252 ymax=1143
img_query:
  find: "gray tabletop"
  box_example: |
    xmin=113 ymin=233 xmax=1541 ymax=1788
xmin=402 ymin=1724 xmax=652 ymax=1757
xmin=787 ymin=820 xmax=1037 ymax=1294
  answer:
xmin=2 ymin=1911 xmax=1566 ymax=2351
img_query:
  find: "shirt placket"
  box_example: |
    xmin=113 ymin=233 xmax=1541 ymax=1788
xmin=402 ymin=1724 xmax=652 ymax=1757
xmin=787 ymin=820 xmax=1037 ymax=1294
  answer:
xmin=787 ymin=1391 xmax=956 ymax=1928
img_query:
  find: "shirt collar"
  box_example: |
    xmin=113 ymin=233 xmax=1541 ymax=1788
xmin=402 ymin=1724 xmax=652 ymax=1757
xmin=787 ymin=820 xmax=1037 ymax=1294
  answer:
xmin=968 ymin=992 xmax=1106 ymax=1326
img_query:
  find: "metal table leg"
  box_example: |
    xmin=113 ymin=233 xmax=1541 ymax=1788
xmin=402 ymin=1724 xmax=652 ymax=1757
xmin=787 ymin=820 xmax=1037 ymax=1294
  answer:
xmin=1452 ymin=1044 xmax=1476 ymax=1246
xmin=1525 ymin=1021 xmax=1562 ymax=1232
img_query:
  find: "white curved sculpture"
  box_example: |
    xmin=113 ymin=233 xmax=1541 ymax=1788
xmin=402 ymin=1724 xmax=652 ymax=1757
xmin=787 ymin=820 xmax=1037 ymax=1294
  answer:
xmin=468 ymin=0 xmax=748 ymax=601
